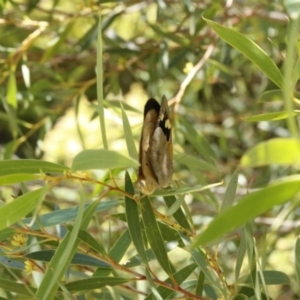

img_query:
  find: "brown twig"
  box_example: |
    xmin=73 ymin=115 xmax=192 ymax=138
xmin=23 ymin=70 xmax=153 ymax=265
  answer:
xmin=170 ymin=42 xmax=216 ymax=114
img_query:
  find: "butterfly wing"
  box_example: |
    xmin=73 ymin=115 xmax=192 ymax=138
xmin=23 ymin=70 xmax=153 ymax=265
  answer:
xmin=137 ymin=98 xmax=160 ymax=194
xmin=149 ymin=95 xmax=173 ymax=187
xmin=137 ymin=96 xmax=173 ymax=194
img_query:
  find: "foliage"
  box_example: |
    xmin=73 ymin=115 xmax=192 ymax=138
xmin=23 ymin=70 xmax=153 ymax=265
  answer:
xmin=0 ymin=0 xmax=300 ymax=299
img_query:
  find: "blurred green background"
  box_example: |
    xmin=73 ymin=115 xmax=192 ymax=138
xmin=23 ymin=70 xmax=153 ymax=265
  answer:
xmin=0 ymin=0 xmax=299 ymax=299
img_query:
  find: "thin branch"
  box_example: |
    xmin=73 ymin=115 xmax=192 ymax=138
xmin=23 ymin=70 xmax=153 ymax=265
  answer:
xmin=171 ymin=42 xmax=216 ymax=113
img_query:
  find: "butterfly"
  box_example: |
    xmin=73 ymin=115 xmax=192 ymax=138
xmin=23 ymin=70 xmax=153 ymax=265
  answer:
xmin=137 ymin=96 xmax=173 ymax=195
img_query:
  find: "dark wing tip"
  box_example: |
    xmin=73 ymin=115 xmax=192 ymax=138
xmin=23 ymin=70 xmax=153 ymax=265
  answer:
xmin=144 ymin=98 xmax=160 ymax=117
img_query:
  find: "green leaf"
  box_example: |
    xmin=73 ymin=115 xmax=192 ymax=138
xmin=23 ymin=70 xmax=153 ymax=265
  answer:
xmin=0 ymin=174 xmax=40 ymax=186
xmin=184 ymin=243 xmax=226 ymax=299
xmin=221 ymin=169 xmax=239 ymax=211
xmin=163 ymin=195 xmax=192 ymax=232
xmin=244 ymin=226 xmax=258 ymax=295
xmin=123 ymin=241 xmax=177 ymax=269
xmin=124 ymin=172 xmax=148 ymax=265
xmin=24 ymin=200 xmax=119 ymax=230
xmin=124 ymin=248 xmax=159 ymax=269
xmin=193 ymin=175 xmax=300 ymax=246
xmin=71 ymin=149 xmax=139 ymax=171
xmin=26 ymin=250 xmax=110 ymax=268
xmin=235 ymin=229 xmax=247 ymax=281
xmin=0 ymin=187 xmax=46 ymax=231
xmin=93 ymin=229 xmax=132 ymax=277
xmin=145 ymin=268 xmax=163 ymax=300
xmin=35 ymin=189 xmax=95 ymax=299
xmin=0 ymin=160 xmax=68 ymax=176
xmin=0 ymin=228 xmax=15 ymax=242
xmin=165 ymin=196 xmax=185 ymax=216
xmin=195 ymin=271 xmax=205 ymax=297
xmin=0 ymin=249 xmax=24 ymax=270
xmin=64 ymin=276 xmax=132 ymax=292
xmin=121 ymin=104 xmax=138 ymax=160
xmin=151 ymin=182 xmax=221 ymax=197
xmin=204 ymin=18 xmax=284 ymax=89
xmin=0 ymin=277 xmax=36 ymax=296
xmin=108 ymin=228 xmax=132 ymax=262
xmin=238 ymin=270 xmax=291 ymax=285
xmin=96 ymin=14 xmax=108 ymax=150
xmin=244 ymin=110 xmax=300 ymax=122
xmin=73 ymin=228 xmax=107 ymax=255
xmin=7 ymin=69 xmax=17 ymax=108
xmin=241 ymin=138 xmax=300 ymax=168
xmin=141 ymin=196 xmax=173 ymax=277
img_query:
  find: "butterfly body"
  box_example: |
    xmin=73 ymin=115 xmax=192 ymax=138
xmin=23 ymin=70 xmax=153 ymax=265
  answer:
xmin=137 ymin=96 xmax=173 ymax=195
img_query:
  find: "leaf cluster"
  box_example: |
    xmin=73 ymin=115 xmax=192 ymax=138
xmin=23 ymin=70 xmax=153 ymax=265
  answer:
xmin=0 ymin=1 xmax=300 ymax=300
